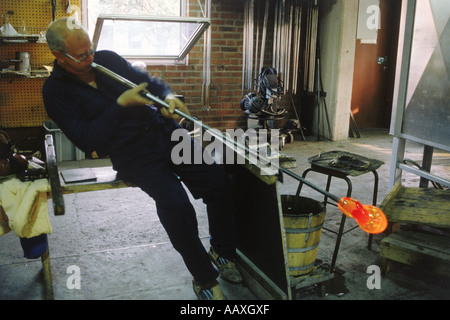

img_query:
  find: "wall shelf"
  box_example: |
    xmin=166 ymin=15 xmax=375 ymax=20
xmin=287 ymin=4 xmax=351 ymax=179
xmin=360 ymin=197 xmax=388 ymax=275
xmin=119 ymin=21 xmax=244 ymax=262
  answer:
xmin=0 ymin=69 xmax=50 ymax=79
xmin=0 ymin=35 xmax=41 ymax=43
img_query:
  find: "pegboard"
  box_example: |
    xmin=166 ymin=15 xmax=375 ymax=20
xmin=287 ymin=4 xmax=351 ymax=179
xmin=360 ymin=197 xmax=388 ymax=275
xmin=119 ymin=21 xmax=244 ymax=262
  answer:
xmin=1 ymin=78 xmax=48 ymax=127
xmin=1 ymin=0 xmax=81 ymax=128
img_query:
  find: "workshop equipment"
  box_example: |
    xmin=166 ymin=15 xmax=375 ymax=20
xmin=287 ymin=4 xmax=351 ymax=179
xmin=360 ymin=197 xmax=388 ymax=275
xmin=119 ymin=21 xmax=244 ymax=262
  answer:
xmin=90 ymin=62 xmax=388 ymax=235
xmin=15 ymin=51 xmax=30 ymax=73
xmin=43 ymin=121 xmax=85 ymax=162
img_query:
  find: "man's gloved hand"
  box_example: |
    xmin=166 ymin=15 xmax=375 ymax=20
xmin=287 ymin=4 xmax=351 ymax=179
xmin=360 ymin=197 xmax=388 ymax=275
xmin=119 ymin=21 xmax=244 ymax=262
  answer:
xmin=161 ymin=93 xmax=191 ymax=120
xmin=117 ymin=86 xmax=190 ymax=120
xmin=116 ymin=83 xmax=153 ymax=107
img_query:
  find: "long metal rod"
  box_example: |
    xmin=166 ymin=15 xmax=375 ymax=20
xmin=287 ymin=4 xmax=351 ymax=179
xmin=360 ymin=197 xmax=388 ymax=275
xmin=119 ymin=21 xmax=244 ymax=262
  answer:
xmin=254 ymin=5 xmax=260 ymax=90
xmin=202 ymin=0 xmax=211 ymax=109
xmin=90 ymin=61 xmax=341 ymax=203
xmin=259 ymin=0 xmax=269 ymax=75
xmin=242 ymin=0 xmax=247 ymax=95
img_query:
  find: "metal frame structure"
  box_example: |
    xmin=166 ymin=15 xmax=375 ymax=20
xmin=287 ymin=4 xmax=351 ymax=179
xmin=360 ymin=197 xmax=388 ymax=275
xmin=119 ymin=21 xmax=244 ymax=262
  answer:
xmin=92 ymin=14 xmax=210 ymax=62
xmin=389 ymin=0 xmax=450 ymax=189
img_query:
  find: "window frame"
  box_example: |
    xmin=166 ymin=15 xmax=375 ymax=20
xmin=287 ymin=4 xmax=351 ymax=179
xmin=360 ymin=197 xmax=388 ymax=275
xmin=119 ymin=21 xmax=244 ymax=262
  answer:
xmin=82 ymin=0 xmax=210 ymax=65
xmin=91 ymin=14 xmax=210 ymax=65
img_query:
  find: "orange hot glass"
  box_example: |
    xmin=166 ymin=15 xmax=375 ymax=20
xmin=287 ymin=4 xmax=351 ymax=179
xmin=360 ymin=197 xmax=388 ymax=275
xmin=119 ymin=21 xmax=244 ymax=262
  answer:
xmin=338 ymin=197 xmax=388 ymax=234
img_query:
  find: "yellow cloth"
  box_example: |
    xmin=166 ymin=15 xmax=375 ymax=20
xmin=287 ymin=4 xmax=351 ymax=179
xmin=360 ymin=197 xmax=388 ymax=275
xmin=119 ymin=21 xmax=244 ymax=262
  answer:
xmin=0 ymin=178 xmax=52 ymax=238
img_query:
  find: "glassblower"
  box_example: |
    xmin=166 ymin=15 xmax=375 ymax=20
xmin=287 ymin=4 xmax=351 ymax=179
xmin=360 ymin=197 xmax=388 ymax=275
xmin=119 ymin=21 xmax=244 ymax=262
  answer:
xmin=90 ymin=62 xmax=388 ymax=235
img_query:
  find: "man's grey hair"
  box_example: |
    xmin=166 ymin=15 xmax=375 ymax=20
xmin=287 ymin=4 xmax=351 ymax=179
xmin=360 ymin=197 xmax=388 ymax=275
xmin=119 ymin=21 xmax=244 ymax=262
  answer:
xmin=46 ymin=17 xmax=87 ymax=52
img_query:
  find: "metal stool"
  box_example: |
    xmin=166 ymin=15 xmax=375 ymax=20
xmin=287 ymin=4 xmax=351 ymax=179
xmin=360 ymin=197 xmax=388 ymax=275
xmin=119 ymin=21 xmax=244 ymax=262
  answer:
xmin=295 ymin=151 xmax=384 ymax=272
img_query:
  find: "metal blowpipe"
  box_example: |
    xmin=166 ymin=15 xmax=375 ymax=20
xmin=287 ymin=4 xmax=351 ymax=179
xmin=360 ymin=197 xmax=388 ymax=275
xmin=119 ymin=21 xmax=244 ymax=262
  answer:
xmin=91 ymin=62 xmax=178 ymax=116
xmin=90 ymin=61 xmax=388 ymax=234
xmin=90 ymin=61 xmax=259 ymax=161
xmin=91 ymin=61 xmax=268 ymax=168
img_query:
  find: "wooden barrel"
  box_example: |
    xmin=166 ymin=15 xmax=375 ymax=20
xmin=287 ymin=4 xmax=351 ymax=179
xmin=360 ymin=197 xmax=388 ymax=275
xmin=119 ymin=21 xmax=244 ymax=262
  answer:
xmin=281 ymin=195 xmax=326 ymax=276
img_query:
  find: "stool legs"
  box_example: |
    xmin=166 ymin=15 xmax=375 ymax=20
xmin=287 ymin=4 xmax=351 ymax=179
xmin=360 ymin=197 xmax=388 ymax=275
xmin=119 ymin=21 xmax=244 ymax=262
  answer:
xmin=296 ymin=169 xmax=352 ymax=272
xmin=328 ymin=176 xmax=352 ymax=272
xmin=367 ymin=170 xmax=380 ymax=250
xmin=295 ymin=167 xmax=380 ymax=271
xmin=295 ymin=168 xmax=313 ymax=197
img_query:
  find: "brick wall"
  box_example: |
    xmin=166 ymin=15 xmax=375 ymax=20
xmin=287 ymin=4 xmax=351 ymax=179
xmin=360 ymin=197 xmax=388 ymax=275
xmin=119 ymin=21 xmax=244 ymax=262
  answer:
xmin=147 ymin=0 xmax=247 ymax=131
xmin=121 ymin=0 xmax=298 ymax=132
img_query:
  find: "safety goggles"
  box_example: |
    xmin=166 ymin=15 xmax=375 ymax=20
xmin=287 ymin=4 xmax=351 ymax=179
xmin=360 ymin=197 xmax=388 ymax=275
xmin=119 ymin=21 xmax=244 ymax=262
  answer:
xmin=63 ymin=48 xmax=95 ymax=63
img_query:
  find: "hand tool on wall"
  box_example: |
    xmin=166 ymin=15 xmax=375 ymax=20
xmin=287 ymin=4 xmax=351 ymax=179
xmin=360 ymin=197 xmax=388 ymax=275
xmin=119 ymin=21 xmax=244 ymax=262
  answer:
xmin=52 ymin=0 xmax=57 ymax=21
xmin=91 ymin=62 xmax=388 ymax=234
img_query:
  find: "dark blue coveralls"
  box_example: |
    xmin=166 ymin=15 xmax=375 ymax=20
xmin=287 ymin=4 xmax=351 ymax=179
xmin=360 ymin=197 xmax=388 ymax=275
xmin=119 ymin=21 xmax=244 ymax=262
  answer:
xmin=42 ymin=50 xmax=237 ymax=284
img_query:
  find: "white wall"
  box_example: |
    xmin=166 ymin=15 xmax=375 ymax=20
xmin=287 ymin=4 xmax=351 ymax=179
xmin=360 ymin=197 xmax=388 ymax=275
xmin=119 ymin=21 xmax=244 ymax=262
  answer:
xmin=319 ymin=0 xmax=359 ymax=141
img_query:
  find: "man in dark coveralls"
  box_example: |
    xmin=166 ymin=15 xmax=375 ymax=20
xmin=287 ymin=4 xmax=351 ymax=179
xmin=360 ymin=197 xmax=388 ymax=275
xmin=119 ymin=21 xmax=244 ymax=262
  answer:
xmin=42 ymin=17 xmax=242 ymax=300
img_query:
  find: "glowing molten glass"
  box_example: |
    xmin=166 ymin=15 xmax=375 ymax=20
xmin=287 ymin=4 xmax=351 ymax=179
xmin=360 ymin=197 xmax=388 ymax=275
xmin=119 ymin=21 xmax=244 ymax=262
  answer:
xmin=338 ymin=197 xmax=388 ymax=234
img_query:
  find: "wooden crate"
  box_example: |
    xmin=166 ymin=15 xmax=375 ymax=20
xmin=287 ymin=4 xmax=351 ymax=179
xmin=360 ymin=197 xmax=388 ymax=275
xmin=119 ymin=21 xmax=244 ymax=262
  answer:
xmin=378 ymin=183 xmax=450 ymax=277
xmin=380 ymin=229 xmax=450 ymax=278
xmin=380 ymin=182 xmax=450 ymax=228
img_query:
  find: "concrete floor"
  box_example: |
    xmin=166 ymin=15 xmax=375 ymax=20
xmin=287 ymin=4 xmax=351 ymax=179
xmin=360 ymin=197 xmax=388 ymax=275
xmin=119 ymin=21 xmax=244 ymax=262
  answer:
xmin=0 ymin=129 xmax=449 ymax=300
